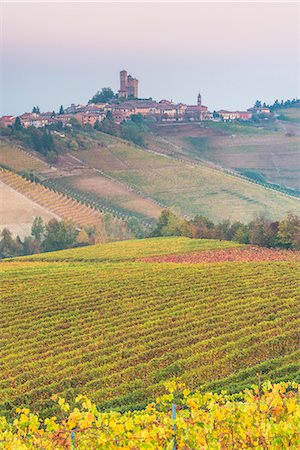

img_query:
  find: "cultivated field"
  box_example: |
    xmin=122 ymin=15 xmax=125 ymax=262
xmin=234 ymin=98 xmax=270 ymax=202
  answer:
xmin=1 ymin=237 xmax=299 ymax=420
xmin=0 ymin=140 xmax=49 ymax=172
xmin=0 ymin=168 xmax=105 ymax=229
xmin=0 ymin=181 xmax=59 ymax=238
xmin=148 ymin=116 xmax=300 ymax=191
xmin=58 ymin=171 xmax=163 ymax=222
xmin=1 ymin=381 xmax=299 ymax=449
xmin=1 ymin=129 xmax=299 ymax=224
xmin=69 ymin=135 xmax=300 ymax=223
xmin=15 ymin=236 xmax=241 ymax=262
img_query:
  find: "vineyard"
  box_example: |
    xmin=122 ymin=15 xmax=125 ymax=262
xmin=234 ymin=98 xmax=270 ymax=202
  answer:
xmin=1 ymin=237 xmax=299 ymax=425
xmin=0 ymin=168 xmax=104 ymax=228
xmin=70 ymin=133 xmax=300 ymax=222
xmin=0 ymin=141 xmax=49 ymax=172
xmin=14 ymin=236 xmax=242 ymax=262
xmin=1 ymin=381 xmax=299 ymax=449
xmin=139 ymin=246 xmax=300 ymax=264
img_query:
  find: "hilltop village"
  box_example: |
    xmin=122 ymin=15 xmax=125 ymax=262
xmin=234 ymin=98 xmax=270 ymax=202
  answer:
xmin=0 ymin=70 xmax=274 ymax=129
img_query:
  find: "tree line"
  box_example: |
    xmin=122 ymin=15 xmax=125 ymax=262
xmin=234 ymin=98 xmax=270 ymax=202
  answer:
xmin=254 ymin=98 xmax=299 ymax=111
xmin=0 ymin=216 xmax=135 ymax=259
xmin=151 ymin=210 xmax=300 ymax=250
xmin=1 ymin=211 xmax=299 ymax=259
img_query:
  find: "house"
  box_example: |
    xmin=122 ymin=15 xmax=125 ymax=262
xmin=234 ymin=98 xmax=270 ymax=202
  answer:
xmin=74 ymin=112 xmax=105 ymax=127
xmin=217 ymin=110 xmax=240 ymax=121
xmin=237 ymin=111 xmax=252 ymax=120
xmin=247 ymin=106 xmax=271 ymax=115
xmin=0 ymin=115 xmax=16 ymax=127
xmin=185 ymin=105 xmax=209 ymax=121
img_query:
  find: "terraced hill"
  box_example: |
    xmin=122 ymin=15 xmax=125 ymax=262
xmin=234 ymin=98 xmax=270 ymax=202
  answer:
xmin=1 ymin=237 xmax=299 ymax=419
xmin=1 ymin=131 xmax=299 ymax=225
xmin=0 ymin=168 xmax=105 ymax=229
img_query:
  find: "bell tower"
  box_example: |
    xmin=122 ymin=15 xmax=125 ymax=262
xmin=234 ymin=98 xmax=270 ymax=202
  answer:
xmin=197 ymin=92 xmax=202 ymax=106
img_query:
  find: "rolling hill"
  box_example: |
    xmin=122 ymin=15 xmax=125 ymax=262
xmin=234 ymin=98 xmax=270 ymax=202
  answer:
xmin=1 ymin=127 xmax=299 ymax=228
xmin=1 ymin=237 xmax=299 ymax=420
xmin=147 ymin=109 xmax=300 ymax=192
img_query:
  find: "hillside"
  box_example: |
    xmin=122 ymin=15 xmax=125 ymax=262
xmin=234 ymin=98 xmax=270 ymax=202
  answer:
xmin=147 ymin=109 xmax=300 ymax=192
xmin=0 ymin=168 xmax=136 ymax=243
xmin=66 ymin=133 xmax=300 ymax=222
xmin=1 ymin=237 xmax=299 ymax=420
xmin=0 ymin=180 xmax=59 ymax=238
xmin=1 ymin=131 xmax=299 ymax=226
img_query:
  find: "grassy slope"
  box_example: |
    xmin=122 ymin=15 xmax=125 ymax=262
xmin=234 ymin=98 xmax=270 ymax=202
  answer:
xmin=1 ymin=237 xmax=299 ymax=418
xmin=1 ymin=128 xmax=300 ymax=224
xmin=70 ymin=133 xmax=300 ymax=223
xmin=0 ymin=140 xmax=49 ymax=172
xmin=148 ymin=115 xmax=300 ymax=191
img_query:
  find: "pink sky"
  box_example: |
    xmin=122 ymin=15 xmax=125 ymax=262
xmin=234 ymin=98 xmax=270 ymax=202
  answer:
xmin=1 ymin=2 xmax=299 ymax=114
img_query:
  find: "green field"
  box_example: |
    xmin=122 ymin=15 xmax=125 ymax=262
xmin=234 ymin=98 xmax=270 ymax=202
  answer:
xmin=148 ymin=112 xmax=300 ymax=191
xmin=69 ymin=134 xmax=300 ymax=223
xmin=1 ymin=237 xmax=299 ymax=419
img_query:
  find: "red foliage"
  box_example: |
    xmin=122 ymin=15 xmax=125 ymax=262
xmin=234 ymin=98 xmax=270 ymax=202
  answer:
xmin=139 ymin=246 xmax=300 ymax=264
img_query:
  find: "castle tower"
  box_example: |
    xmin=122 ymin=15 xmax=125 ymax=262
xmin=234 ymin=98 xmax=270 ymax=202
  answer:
xmin=127 ymin=75 xmax=138 ymax=98
xmin=197 ymin=93 xmax=202 ymax=106
xmin=118 ymin=70 xmax=139 ymax=98
xmin=120 ymin=70 xmax=128 ymax=92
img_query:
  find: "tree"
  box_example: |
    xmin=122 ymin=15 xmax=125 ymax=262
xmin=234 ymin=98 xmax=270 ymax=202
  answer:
xmin=59 ymin=105 xmax=64 ymax=115
xmin=76 ymin=229 xmax=90 ymax=246
xmin=130 ymin=114 xmax=144 ymax=125
xmin=254 ymin=100 xmax=262 ymax=108
xmin=13 ymin=117 xmax=23 ymax=131
xmin=23 ymin=236 xmax=41 ymax=255
xmin=233 ymin=223 xmax=250 ymax=244
xmin=31 ymin=217 xmax=44 ymax=241
xmin=278 ymin=213 xmax=300 ymax=249
xmin=189 ymin=215 xmax=215 ymax=239
xmin=88 ymin=87 xmax=115 ymax=104
xmin=151 ymin=210 xmax=186 ymax=237
xmin=94 ymin=120 xmax=101 ymax=131
xmin=121 ymin=122 xmax=145 ymax=146
xmin=42 ymin=129 xmax=55 ymax=153
xmin=99 ymin=111 xmax=118 ymax=136
xmin=69 ymin=117 xmax=81 ymax=129
xmin=42 ymin=219 xmax=78 ymax=252
xmin=215 ymin=220 xmax=231 ymax=240
xmin=248 ymin=215 xmax=278 ymax=248
xmin=0 ymin=228 xmax=23 ymax=259
xmin=32 ymin=106 xmax=40 ymax=114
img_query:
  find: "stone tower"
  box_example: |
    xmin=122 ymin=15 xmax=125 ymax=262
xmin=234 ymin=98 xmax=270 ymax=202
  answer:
xmin=119 ymin=70 xmax=128 ymax=97
xmin=118 ymin=70 xmax=139 ymax=98
xmin=127 ymin=75 xmax=138 ymax=98
xmin=197 ymin=93 xmax=202 ymax=106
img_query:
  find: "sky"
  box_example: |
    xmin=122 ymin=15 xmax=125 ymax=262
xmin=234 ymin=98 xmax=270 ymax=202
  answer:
xmin=1 ymin=1 xmax=299 ymax=115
